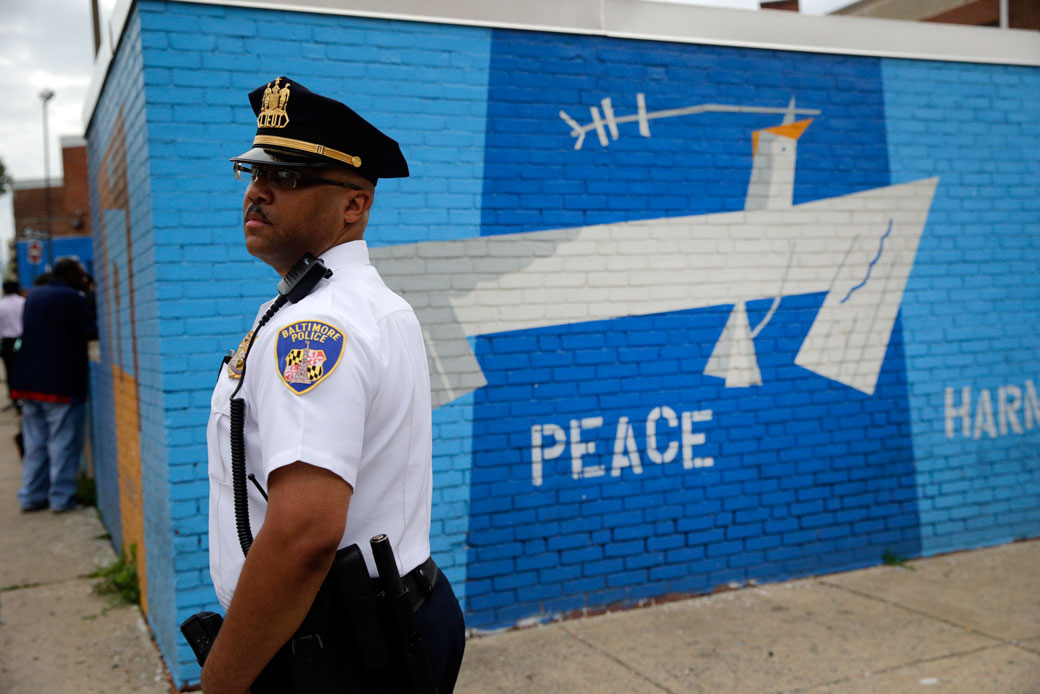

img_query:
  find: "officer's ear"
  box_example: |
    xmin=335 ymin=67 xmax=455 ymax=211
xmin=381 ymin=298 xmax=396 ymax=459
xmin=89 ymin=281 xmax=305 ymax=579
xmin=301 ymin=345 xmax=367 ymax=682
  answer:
xmin=342 ymin=188 xmax=374 ymax=225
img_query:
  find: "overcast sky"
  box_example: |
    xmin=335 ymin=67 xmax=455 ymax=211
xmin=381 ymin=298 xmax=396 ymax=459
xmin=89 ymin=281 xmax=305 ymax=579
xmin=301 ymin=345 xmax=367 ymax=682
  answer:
xmin=0 ymin=0 xmax=116 ymax=269
xmin=0 ymin=0 xmax=853 ymax=270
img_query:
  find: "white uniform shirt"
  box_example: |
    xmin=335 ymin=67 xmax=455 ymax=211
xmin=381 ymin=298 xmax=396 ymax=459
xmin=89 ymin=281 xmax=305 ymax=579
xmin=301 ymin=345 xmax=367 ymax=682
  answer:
xmin=0 ymin=293 xmax=25 ymax=338
xmin=207 ymin=240 xmax=433 ymax=609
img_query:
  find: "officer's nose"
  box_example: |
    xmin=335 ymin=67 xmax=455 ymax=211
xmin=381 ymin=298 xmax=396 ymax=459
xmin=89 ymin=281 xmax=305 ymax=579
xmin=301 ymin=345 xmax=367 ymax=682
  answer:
xmin=245 ymin=172 xmax=273 ymax=204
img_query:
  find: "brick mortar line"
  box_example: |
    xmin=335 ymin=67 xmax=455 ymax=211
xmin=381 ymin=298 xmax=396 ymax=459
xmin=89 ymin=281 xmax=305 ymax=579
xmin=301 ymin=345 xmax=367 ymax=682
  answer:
xmin=817 ymin=579 xmax=1008 ymax=644
xmin=559 ymin=622 xmax=679 ymax=694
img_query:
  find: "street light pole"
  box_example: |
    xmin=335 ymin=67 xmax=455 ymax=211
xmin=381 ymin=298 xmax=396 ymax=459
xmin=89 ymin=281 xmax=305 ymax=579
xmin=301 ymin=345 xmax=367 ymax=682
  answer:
xmin=39 ymin=89 xmax=55 ymax=276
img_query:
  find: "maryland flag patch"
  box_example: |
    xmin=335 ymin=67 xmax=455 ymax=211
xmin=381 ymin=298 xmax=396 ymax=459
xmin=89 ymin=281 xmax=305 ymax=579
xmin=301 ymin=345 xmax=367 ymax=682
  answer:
xmin=275 ymin=320 xmax=345 ymax=395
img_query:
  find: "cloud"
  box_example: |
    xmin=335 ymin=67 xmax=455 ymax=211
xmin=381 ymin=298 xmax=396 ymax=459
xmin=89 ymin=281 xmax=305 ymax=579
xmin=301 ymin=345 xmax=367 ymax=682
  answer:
xmin=0 ymin=0 xmax=95 ymax=173
xmin=0 ymin=0 xmax=100 ymax=263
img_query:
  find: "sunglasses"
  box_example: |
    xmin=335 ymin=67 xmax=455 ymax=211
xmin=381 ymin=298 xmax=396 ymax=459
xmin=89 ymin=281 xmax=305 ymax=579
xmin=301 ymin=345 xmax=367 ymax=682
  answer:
xmin=233 ymin=163 xmax=363 ymax=191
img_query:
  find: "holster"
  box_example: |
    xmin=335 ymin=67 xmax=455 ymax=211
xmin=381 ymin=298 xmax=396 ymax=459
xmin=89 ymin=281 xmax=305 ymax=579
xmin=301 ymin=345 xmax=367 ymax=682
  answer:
xmin=251 ymin=544 xmax=374 ymax=693
xmin=185 ymin=542 xmax=437 ymax=694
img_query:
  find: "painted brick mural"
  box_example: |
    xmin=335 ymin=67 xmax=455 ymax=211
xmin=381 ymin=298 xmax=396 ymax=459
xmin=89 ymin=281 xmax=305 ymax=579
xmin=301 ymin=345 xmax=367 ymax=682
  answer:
xmin=87 ymin=1 xmax=1040 ymax=686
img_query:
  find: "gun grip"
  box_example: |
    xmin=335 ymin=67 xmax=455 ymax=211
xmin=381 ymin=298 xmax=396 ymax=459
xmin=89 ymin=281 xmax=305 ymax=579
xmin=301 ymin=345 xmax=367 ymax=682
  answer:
xmin=180 ymin=611 xmax=224 ymax=666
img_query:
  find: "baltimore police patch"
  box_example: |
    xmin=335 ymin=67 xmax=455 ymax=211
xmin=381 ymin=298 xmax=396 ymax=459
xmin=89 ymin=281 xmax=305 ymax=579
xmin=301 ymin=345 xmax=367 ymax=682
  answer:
xmin=275 ymin=320 xmax=345 ymax=395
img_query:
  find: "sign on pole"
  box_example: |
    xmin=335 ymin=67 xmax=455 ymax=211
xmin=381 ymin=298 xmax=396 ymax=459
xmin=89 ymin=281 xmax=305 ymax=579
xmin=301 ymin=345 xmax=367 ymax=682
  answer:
xmin=27 ymin=241 xmax=43 ymax=265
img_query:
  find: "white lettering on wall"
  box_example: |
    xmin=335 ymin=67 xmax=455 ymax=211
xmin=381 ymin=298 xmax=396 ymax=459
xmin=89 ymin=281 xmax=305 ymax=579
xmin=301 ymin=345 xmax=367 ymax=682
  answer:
xmin=973 ymin=389 xmax=996 ymax=439
xmin=530 ymin=423 xmax=566 ymax=486
xmin=998 ymin=385 xmax=1023 ymax=436
xmin=571 ymin=417 xmax=605 ymax=480
xmin=611 ymin=416 xmax=643 ymax=477
xmin=682 ymin=409 xmax=715 ymax=469
xmin=945 ymin=386 xmax=971 ymax=438
xmin=1025 ymin=381 xmax=1040 ymax=430
xmin=646 ymin=406 xmax=679 ymax=464
xmin=945 ymin=380 xmax=1040 ymax=440
xmin=530 ymin=406 xmax=713 ymax=486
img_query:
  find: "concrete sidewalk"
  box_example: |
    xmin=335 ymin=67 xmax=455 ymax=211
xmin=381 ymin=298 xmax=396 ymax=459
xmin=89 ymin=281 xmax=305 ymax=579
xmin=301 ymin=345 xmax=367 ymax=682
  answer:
xmin=0 ymin=405 xmax=170 ymax=693
xmin=455 ymin=536 xmax=1040 ymax=693
xmin=1 ymin=401 xmax=1038 ymax=693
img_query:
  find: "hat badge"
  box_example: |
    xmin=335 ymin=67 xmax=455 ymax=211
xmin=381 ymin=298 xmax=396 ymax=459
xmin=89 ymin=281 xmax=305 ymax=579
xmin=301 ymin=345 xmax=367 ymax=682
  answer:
xmin=257 ymin=78 xmax=291 ymax=129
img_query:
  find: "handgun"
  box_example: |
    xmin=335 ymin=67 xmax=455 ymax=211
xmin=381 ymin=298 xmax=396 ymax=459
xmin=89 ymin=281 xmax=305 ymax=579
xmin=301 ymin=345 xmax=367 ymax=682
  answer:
xmin=371 ymin=534 xmax=438 ymax=694
xmin=180 ymin=611 xmax=223 ymax=666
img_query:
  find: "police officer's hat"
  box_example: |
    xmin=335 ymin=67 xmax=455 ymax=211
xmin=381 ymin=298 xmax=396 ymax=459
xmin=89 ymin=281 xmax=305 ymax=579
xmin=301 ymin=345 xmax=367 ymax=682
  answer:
xmin=230 ymin=76 xmax=408 ymax=184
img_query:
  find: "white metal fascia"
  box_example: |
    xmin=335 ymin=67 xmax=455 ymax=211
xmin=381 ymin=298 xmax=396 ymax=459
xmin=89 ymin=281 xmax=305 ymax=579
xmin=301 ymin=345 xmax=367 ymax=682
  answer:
xmin=84 ymin=0 xmax=1040 ymax=129
xmin=605 ymin=0 xmax=1040 ymax=65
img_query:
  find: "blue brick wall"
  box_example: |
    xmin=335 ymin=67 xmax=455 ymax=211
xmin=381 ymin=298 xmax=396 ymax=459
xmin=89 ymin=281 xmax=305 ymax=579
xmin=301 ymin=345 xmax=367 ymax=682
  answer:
xmin=88 ymin=362 xmax=121 ymax=547
xmin=883 ymin=59 xmax=1040 ymax=555
xmin=466 ymin=298 xmax=919 ymax=628
xmin=87 ymin=1 xmax=1040 ymax=685
xmin=480 ymin=32 xmax=890 ymax=236
xmin=87 ymin=10 xmax=140 ymax=564
xmin=463 ymin=30 xmax=919 ymax=630
xmin=87 ymin=4 xmax=178 ymax=681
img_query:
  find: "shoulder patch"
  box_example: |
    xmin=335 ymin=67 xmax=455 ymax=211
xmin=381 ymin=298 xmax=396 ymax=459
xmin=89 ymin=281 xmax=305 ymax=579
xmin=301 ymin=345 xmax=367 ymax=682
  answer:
xmin=275 ymin=320 xmax=346 ymax=395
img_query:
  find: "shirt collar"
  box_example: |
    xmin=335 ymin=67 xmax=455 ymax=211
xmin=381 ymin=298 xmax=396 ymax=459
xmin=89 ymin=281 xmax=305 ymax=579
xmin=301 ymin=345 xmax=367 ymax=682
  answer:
xmin=319 ymin=240 xmax=370 ymax=271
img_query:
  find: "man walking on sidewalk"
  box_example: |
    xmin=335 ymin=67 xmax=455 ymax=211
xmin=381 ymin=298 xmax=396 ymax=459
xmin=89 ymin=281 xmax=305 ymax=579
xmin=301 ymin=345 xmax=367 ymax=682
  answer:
xmin=12 ymin=258 xmax=97 ymax=513
xmin=0 ymin=279 xmax=25 ymax=411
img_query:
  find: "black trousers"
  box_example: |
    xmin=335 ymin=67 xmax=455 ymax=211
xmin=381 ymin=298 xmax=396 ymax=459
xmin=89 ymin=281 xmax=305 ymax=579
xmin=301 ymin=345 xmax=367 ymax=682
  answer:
xmin=253 ymin=565 xmax=466 ymax=694
xmin=413 ymin=568 xmax=466 ymax=694
xmin=1 ymin=337 xmax=16 ymax=400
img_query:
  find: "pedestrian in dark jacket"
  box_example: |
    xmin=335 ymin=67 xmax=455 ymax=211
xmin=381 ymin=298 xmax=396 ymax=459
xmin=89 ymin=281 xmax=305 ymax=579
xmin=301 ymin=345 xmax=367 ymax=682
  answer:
xmin=12 ymin=258 xmax=98 ymax=512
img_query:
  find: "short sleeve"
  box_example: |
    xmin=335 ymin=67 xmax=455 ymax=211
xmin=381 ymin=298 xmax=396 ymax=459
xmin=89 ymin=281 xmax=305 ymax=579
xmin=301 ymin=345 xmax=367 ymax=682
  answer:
xmin=249 ymin=316 xmax=378 ymax=488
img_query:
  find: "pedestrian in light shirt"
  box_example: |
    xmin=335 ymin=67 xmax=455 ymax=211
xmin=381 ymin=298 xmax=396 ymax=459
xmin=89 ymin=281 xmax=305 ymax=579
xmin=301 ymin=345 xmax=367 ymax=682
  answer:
xmin=0 ymin=280 xmax=25 ymax=411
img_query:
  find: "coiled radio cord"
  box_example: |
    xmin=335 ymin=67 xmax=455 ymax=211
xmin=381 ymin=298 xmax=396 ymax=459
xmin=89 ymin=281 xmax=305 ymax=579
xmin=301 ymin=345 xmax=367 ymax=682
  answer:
xmin=229 ymin=294 xmax=288 ymax=556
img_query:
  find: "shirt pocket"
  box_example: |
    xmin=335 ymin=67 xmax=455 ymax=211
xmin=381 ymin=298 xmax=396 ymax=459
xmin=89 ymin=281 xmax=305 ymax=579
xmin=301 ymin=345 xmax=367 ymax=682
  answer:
xmin=207 ymin=370 xmax=240 ymax=486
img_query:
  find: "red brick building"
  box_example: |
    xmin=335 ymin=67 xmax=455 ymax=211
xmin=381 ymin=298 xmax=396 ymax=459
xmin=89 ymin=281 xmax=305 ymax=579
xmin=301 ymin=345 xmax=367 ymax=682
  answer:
xmin=12 ymin=136 xmax=92 ymax=242
xmin=833 ymin=0 xmax=1040 ymax=29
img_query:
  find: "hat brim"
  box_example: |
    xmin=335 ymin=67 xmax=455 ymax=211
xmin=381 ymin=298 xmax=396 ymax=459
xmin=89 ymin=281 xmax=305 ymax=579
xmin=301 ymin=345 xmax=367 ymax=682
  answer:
xmin=229 ymin=147 xmax=328 ymax=168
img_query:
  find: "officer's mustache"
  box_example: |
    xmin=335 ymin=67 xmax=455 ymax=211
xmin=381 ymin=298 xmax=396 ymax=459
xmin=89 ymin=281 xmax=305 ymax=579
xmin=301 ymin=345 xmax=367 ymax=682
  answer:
xmin=244 ymin=203 xmax=271 ymax=224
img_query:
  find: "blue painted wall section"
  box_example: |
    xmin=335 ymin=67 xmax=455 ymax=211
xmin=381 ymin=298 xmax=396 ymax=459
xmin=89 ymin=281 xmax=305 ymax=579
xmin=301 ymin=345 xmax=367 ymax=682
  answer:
xmin=467 ymin=299 xmax=918 ymax=627
xmin=481 ymin=32 xmax=890 ymax=236
xmin=87 ymin=8 xmax=143 ymax=577
xmin=466 ymin=32 xmax=912 ymax=628
xmin=88 ymin=2 xmax=175 ymax=680
xmin=86 ymin=0 xmax=1040 ymax=684
xmin=883 ymin=59 xmax=1040 ymax=556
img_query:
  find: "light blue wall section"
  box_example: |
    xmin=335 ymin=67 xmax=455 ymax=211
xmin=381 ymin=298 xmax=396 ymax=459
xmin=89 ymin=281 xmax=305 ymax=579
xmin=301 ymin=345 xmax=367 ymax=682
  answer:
xmin=432 ymin=392 xmax=477 ymax=603
xmin=883 ymin=58 xmax=1040 ymax=555
xmin=134 ymin=1 xmax=491 ymax=682
xmin=87 ymin=4 xmax=174 ymax=682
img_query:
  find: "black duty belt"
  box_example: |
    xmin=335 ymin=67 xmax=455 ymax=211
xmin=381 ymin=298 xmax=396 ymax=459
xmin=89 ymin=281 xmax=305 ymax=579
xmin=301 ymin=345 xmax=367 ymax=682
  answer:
xmin=395 ymin=556 xmax=438 ymax=613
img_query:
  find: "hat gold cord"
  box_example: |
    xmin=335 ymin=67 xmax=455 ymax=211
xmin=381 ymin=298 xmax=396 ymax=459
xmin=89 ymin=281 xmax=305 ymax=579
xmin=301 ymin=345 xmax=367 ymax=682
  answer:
xmin=253 ymin=135 xmax=363 ymax=169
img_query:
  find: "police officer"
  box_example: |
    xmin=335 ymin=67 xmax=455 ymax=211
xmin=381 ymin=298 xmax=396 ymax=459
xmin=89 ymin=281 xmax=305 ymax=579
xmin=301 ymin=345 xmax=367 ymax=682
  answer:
xmin=202 ymin=77 xmax=465 ymax=694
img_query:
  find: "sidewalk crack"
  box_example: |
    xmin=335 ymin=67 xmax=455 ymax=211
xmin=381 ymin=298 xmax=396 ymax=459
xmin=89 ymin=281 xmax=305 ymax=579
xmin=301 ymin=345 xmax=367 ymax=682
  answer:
xmin=1 ymin=574 xmax=95 ymax=593
xmin=818 ymin=579 xmax=1006 ymax=643
xmin=778 ymin=642 xmax=1007 ymax=693
xmin=1012 ymin=637 xmax=1040 ymax=656
xmin=559 ymin=623 xmax=679 ymax=694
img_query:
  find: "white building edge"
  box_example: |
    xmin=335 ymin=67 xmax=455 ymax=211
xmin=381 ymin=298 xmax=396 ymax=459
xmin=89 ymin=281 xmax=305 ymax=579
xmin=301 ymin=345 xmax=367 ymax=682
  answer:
xmin=85 ymin=0 xmax=1040 ymax=127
